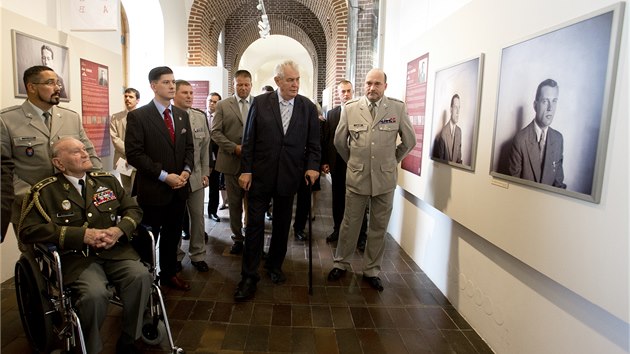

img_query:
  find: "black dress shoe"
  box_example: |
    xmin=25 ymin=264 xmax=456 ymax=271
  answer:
xmin=230 ymin=241 xmax=243 ymax=254
xmin=266 ymin=268 xmax=286 ymax=284
xmin=326 ymin=230 xmax=339 ymax=243
xmin=191 ymin=260 xmax=210 ymax=272
xmin=116 ymin=333 xmax=140 ymax=354
xmin=182 ymin=232 xmax=190 ymax=240
xmin=219 ymin=204 xmax=228 ymax=210
xmin=234 ymin=277 xmax=257 ymax=301
xmin=363 ymin=275 xmax=384 ymax=291
xmin=209 ymin=213 xmax=221 ymax=222
xmin=265 ymin=211 xmax=273 ymax=220
xmin=294 ymin=230 xmax=307 ymax=241
xmin=175 ymin=261 xmax=182 ymax=273
xmin=327 ymin=268 xmax=347 ymax=281
xmin=205 ymin=232 xmax=209 ymax=243
xmin=162 ymin=275 xmax=191 ymax=291
xmin=357 ymin=238 xmax=366 ymax=252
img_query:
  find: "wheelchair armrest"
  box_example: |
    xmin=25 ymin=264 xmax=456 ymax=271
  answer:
xmin=130 ymin=224 xmax=156 ymax=269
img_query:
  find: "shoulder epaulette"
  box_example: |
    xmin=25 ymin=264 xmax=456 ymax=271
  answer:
xmin=0 ymin=105 xmax=21 ymax=115
xmin=90 ymin=171 xmax=114 ymax=177
xmin=387 ymin=97 xmax=404 ymax=103
xmin=345 ymin=98 xmax=361 ymax=106
xmin=191 ymin=107 xmax=206 ymax=116
xmin=32 ymin=176 xmax=57 ymax=191
xmin=55 ymin=106 xmax=79 ymax=114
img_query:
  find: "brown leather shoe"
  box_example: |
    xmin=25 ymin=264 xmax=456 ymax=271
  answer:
xmin=163 ymin=275 xmax=191 ymax=291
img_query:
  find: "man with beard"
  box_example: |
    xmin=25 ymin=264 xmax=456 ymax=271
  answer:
xmin=0 ymin=65 xmax=101 ymax=238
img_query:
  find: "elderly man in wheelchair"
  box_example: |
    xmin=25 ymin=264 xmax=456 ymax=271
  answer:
xmin=17 ymin=137 xmax=153 ymax=354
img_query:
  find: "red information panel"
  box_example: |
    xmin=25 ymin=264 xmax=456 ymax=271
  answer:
xmin=402 ymin=53 xmax=429 ymax=176
xmin=189 ymin=80 xmax=210 ymax=112
xmin=80 ymin=59 xmax=110 ymax=157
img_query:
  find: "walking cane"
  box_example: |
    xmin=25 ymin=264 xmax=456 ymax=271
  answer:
xmin=307 ymin=179 xmax=313 ymax=295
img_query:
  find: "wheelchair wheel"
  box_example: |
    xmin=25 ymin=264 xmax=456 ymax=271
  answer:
xmin=15 ymin=254 xmax=56 ymax=353
xmin=141 ymin=319 xmax=166 ymax=345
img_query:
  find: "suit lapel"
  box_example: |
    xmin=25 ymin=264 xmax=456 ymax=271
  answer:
xmin=269 ymin=93 xmax=284 ymax=134
xmin=228 ymin=97 xmax=243 ymax=124
xmin=148 ymin=102 xmax=175 ymax=147
xmin=172 ymin=106 xmax=187 ymax=146
xmin=371 ymin=97 xmax=388 ymax=128
xmin=525 ymin=123 xmax=542 ymax=182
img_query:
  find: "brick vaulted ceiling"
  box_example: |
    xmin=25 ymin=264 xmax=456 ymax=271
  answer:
xmin=187 ymin=0 xmax=349 ymax=100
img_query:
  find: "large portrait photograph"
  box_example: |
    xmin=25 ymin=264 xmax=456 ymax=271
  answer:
xmin=12 ymin=30 xmax=71 ymax=101
xmin=430 ymin=55 xmax=484 ymax=171
xmin=490 ymin=3 xmax=624 ymax=203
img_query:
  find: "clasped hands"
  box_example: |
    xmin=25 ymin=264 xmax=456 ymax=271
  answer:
xmin=165 ymin=171 xmax=190 ymax=189
xmin=84 ymin=226 xmax=123 ymax=250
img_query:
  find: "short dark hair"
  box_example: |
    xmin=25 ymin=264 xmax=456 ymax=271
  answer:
xmin=261 ymin=85 xmax=274 ymax=92
xmin=175 ymin=79 xmax=192 ymax=91
xmin=234 ymin=70 xmax=252 ymax=80
xmin=535 ymin=79 xmax=558 ymax=101
xmin=148 ymin=66 xmax=173 ymax=82
xmin=124 ymin=87 xmax=140 ymax=100
xmin=338 ymin=79 xmax=352 ymax=87
xmin=209 ymin=92 xmax=222 ymax=100
xmin=450 ymin=94 xmax=460 ymax=107
xmin=40 ymin=45 xmax=54 ymax=58
xmin=23 ymin=65 xmax=54 ymax=88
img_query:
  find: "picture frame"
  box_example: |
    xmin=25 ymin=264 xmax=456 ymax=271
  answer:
xmin=430 ymin=54 xmax=484 ymax=171
xmin=489 ymin=3 xmax=624 ymax=203
xmin=12 ymin=30 xmax=71 ymax=101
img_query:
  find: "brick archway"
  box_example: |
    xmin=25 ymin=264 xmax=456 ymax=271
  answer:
xmin=187 ymin=0 xmax=348 ymax=101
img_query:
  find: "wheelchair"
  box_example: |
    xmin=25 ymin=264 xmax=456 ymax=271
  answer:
xmin=14 ymin=225 xmax=184 ymax=353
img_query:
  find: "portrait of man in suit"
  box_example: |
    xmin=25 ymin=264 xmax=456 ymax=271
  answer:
xmin=508 ymin=78 xmax=566 ymax=189
xmin=125 ymin=66 xmax=195 ymax=291
xmin=234 ymin=60 xmax=321 ymax=301
xmin=433 ymin=93 xmax=463 ymax=164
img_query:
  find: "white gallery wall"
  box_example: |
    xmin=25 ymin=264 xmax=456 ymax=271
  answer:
xmin=382 ymin=0 xmax=628 ymax=353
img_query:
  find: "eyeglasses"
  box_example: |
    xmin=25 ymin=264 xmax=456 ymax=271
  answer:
xmin=32 ymin=80 xmax=63 ymax=88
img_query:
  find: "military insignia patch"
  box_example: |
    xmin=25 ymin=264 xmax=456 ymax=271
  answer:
xmin=61 ymin=200 xmax=71 ymax=210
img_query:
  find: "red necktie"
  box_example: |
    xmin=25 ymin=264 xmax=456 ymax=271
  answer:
xmin=164 ymin=108 xmax=175 ymax=143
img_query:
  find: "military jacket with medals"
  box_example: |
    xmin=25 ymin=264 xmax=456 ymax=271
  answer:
xmin=19 ymin=171 xmax=143 ymax=285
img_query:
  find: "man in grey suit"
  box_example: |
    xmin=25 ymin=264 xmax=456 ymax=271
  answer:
xmin=211 ymin=70 xmax=253 ymax=255
xmin=327 ymin=68 xmax=416 ymax=291
xmin=433 ymin=93 xmax=463 ymax=164
xmin=0 ymin=65 xmax=102 ymax=237
xmin=174 ymin=80 xmax=211 ymax=272
xmin=109 ymin=87 xmax=140 ymax=194
xmin=509 ymin=79 xmax=566 ymax=188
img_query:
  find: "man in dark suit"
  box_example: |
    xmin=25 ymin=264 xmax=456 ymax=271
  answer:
xmin=433 ymin=93 xmax=463 ymax=164
xmin=509 ymin=79 xmax=566 ymax=188
xmin=235 ymin=60 xmax=321 ymax=301
xmin=321 ymin=80 xmax=368 ymax=250
xmin=19 ymin=137 xmax=150 ymax=354
xmin=125 ymin=66 xmax=195 ymax=291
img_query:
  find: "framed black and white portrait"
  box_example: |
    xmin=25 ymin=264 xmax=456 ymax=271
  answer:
xmin=490 ymin=3 xmax=624 ymax=203
xmin=430 ymin=55 xmax=484 ymax=171
xmin=12 ymin=30 xmax=71 ymax=101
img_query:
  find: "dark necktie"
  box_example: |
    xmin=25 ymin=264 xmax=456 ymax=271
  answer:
xmin=164 ymin=108 xmax=175 ymax=143
xmin=78 ymin=179 xmax=86 ymax=197
xmin=43 ymin=112 xmax=52 ymax=132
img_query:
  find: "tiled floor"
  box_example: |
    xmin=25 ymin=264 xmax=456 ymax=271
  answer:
xmin=1 ymin=177 xmax=493 ymax=353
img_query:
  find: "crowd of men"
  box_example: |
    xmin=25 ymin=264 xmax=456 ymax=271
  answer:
xmin=0 ymin=62 xmax=416 ymax=352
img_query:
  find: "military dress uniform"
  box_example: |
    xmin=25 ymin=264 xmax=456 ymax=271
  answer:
xmin=19 ymin=172 xmax=150 ymax=354
xmin=332 ymin=96 xmax=416 ymax=278
xmin=0 ymin=101 xmax=102 ymax=225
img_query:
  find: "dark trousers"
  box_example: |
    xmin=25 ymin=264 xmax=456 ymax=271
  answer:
xmin=207 ymin=169 xmax=220 ymax=215
xmin=140 ymin=199 xmax=186 ymax=278
xmin=242 ymin=192 xmax=294 ymax=279
xmin=332 ymin=161 xmax=368 ymax=237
